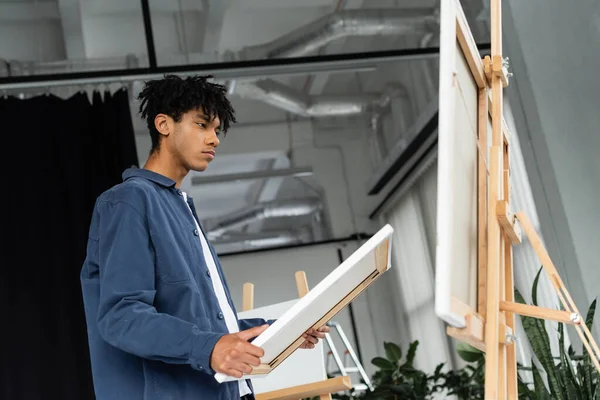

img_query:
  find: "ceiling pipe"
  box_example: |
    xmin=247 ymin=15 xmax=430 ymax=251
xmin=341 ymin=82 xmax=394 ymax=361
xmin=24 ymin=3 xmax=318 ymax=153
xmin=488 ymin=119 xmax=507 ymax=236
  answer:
xmin=211 ymin=229 xmax=312 ymax=253
xmin=206 ymin=198 xmax=321 ymax=239
xmin=233 ymin=78 xmax=408 ymax=117
xmin=231 ymin=8 xmax=439 ymax=60
xmin=225 ymin=8 xmax=439 ymax=117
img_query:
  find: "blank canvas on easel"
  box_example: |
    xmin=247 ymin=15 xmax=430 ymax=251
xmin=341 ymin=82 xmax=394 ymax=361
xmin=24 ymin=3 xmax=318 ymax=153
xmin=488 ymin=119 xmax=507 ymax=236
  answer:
xmin=435 ymin=0 xmax=484 ymax=329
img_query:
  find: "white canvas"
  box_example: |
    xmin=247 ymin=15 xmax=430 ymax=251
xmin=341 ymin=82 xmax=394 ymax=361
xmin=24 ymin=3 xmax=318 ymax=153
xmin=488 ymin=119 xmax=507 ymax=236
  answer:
xmin=435 ymin=0 xmax=480 ymax=328
xmin=215 ymin=224 xmax=394 ymax=383
xmin=237 ymin=300 xmax=327 ymax=394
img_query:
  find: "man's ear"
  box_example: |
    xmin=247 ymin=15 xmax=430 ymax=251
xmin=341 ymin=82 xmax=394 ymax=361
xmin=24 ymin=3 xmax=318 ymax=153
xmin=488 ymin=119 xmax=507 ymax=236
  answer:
xmin=154 ymin=113 xmax=172 ymax=138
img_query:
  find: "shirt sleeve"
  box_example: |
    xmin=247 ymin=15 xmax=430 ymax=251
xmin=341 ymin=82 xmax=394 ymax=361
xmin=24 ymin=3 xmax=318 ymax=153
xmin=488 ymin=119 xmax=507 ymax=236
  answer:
xmin=95 ymin=199 xmax=224 ymax=374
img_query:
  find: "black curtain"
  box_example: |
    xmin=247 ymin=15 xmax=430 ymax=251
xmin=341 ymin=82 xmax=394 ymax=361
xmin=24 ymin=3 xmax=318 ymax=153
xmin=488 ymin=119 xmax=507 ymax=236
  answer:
xmin=0 ymin=88 xmax=139 ymax=399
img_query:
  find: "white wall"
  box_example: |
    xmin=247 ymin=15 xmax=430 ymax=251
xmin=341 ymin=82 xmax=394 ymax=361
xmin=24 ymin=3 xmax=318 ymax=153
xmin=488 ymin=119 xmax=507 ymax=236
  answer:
xmin=504 ymin=0 xmax=600 ymax=311
xmin=218 ymin=239 xmax=407 ymax=378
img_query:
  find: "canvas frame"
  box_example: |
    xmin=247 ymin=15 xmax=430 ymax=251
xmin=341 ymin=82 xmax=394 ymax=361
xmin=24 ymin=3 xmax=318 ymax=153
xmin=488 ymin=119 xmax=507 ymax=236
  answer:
xmin=215 ymin=224 xmax=393 ymax=383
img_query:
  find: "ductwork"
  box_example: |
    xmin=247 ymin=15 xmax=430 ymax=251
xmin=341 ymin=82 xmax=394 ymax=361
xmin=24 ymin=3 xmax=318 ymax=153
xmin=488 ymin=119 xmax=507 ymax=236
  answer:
xmin=225 ymin=8 xmax=439 ymax=118
xmin=233 ymin=8 xmax=439 ymax=60
xmin=212 ymin=230 xmax=312 ymax=253
xmin=206 ymin=198 xmax=321 ymax=239
xmin=233 ymin=79 xmax=408 ymax=117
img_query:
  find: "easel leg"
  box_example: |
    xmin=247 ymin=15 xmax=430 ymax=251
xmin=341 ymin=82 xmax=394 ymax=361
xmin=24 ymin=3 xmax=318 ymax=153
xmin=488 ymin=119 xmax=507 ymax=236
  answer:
xmin=503 ymin=143 xmax=518 ymax=399
xmin=485 ymin=145 xmax=503 ymax=399
xmin=498 ymin=235 xmax=507 ymax=400
xmin=477 ymin=88 xmax=489 ymax=319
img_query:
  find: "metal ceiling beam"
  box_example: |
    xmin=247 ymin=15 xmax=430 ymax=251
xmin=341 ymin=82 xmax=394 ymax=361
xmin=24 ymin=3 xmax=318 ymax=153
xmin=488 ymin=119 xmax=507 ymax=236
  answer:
xmin=0 ymin=45 xmax=490 ymax=91
xmin=191 ymin=167 xmax=313 ymax=186
xmin=57 ymin=0 xmax=86 ymax=59
xmin=201 ymin=0 xmax=234 ymax=53
xmin=140 ymin=0 xmax=157 ymax=69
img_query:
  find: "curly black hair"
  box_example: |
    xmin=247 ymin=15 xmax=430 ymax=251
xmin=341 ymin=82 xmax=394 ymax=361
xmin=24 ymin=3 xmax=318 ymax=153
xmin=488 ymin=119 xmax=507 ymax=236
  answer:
xmin=137 ymin=74 xmax=236 ymax=153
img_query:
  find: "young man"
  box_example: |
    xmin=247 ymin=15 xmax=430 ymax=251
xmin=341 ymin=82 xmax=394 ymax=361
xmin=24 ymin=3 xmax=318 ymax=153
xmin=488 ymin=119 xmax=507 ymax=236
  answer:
xmin=80 ymin=75 xmax=328 ymax=400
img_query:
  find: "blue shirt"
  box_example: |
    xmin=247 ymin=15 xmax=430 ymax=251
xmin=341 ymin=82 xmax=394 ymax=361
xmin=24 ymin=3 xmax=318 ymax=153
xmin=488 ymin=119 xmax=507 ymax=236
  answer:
xmin=80 ymin=168 xmax=270 ymax=400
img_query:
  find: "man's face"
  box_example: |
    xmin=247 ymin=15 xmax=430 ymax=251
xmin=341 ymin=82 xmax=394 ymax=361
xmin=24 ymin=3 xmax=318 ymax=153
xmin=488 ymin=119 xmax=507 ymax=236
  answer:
xmin=168 ymin=108 xmax=221 ymax=172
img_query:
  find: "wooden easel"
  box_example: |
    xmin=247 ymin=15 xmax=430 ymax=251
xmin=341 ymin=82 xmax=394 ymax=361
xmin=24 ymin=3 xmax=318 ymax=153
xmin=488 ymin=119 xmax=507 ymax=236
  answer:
xmin=242 ymin=271 xmax=352 ymax=400
xmin=444 ymin=0 xmax=600 ymax=398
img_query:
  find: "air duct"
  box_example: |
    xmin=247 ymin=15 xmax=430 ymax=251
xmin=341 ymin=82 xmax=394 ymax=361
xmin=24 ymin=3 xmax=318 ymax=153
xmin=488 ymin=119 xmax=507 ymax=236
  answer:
xmin=233 ymin=79 xmax=408 ymax=117
xmin=206 ymin=198 xmax=321 ymax=239
xmin=212 ymin=230 xmax=312 ymax=253
xmin=226 ymin=8 xmax=439 ymax=117
xmin=233 ymin=8 xmax=439 ymax=60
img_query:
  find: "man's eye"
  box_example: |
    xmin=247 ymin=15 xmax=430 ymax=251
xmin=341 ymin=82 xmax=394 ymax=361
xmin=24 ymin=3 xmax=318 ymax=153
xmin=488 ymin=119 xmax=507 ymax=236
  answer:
xmin=215 ymin=131 xmax=221 ymax=137
xmin=197 ymin=123 xmax=205 ymax=128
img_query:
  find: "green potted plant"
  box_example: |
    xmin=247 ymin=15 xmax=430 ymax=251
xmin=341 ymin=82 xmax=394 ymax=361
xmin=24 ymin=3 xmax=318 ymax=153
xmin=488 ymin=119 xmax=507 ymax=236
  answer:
xmin=329 ymin=340 xmax=484 ymax=399
xmin=515 ymin=267 xmax=599 ymax=399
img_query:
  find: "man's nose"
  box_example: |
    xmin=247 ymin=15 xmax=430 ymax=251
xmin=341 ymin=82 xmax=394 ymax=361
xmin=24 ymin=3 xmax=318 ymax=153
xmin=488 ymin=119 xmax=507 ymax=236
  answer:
xmin=206 ymin=131 xmax=220 ymax=147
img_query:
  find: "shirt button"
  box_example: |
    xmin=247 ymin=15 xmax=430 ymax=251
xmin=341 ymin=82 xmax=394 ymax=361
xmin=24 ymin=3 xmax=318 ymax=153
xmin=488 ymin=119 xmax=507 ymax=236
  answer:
xmin=206 ymin=270 xmax=211 ymax=277
xmin=193 ymin=229 xmax=199 ymax=236
xmin=176 ymin=189 xmax=182 ymax=195
xmin=217 ymin=312 xmax=224 ymax=320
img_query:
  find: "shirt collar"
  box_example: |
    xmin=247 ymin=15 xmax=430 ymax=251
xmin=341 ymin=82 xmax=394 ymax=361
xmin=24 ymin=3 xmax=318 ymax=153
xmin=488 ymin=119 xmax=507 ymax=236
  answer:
xmin=122 ymin=167 xmax=177 ymax=188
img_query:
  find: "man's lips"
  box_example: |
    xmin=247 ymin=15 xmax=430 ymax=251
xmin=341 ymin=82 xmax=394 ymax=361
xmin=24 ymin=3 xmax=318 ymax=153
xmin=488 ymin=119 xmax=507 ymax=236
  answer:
xmin=203 ymin=150 xmax=215 ymax=159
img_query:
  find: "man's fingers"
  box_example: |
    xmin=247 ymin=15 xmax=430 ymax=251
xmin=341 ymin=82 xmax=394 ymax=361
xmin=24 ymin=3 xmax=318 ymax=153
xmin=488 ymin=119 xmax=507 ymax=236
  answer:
xmin=236 ymin=352 xmax=262 ymax=367
xmin=311 ymin=331 xmax=327 ymax=339
xmin=223 ymin=368 xmax=244 ymax=379
xmin=305 ymin=335 xmax=319 ymax=345
xmin=224 ymin=362 xmax=252 ymax=378
xmin=237 ymin=324 xmax=269 ymax=341
xmin=301 ymin=341 xmax=315 ymax=349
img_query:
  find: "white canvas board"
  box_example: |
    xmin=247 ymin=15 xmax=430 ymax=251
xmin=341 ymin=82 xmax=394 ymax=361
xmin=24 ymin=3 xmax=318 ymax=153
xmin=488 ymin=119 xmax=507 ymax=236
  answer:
xmin=237 ymin=300 xmax=326 ymax=394
xmin=216 ymin=224 xmax=394 ymax=383
xmin=435 ymin=0 xmax=480 ymax=328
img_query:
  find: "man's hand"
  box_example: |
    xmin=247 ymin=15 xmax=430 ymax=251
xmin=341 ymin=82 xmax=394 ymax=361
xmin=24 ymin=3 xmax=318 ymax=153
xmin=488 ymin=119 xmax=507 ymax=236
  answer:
xmin=299 ymin=325 xmax=330 ymax=349
xmin=210 ymin=324 xmax=269 ymax=378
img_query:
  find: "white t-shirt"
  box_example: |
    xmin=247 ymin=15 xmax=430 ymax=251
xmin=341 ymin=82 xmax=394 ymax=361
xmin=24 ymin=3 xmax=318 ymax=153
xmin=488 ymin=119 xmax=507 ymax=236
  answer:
xmin=182 ymin=193 xmax=252 ymax=397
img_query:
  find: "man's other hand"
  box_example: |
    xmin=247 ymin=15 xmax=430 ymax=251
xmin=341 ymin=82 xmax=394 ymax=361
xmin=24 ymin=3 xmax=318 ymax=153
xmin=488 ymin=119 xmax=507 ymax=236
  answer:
xmin=299 ymin=325 xmax=330 ymax=349
xmin=210 ymin=324 xmax=269 ymax=378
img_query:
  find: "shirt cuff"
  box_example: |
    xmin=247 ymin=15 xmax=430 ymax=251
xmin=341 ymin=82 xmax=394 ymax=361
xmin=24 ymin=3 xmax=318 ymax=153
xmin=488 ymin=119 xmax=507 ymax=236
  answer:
xmin=190 ymin=329 xmax=227 ymax=374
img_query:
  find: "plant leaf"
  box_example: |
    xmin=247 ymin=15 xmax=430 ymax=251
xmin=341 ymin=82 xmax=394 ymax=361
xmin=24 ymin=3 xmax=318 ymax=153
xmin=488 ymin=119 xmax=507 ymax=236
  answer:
xmin=384 ymin=342 xmax=402 ymax=363
xmin=577 ymin=362 xmax=593 ymax=400
xmin=372 ymin=357 xmax=395 ymax=371
xmin=583 ymin=299 xmax=597 ymax=399
xmin=433 ymin=363 xmax=445 ymax=378
xmin=515 ymin=290 xmax=564 ymax=400
xmin=559 ymin=322 xmax=581 ymax=395
xmin=405 ymin=340 xmax=419 ymax=365
xmin=518 ymin=372 xmax=535 ymax=400
xmin=456 ymin=342 xmax=484 ymax=363
xmin=586 ymin=299 xmax=597 ymax=331
xmin=532 ymin=266 xmax=543 ymax=306
xmin=532 ymin=360 xmax=552 ymax=399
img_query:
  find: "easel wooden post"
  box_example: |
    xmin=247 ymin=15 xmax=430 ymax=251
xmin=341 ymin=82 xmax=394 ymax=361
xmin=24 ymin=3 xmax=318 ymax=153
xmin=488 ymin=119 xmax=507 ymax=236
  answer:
xmin=241 ymin=271 xmax=352 ymax=400
xmin=443 ymin=0 xmax=600 ymax=397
